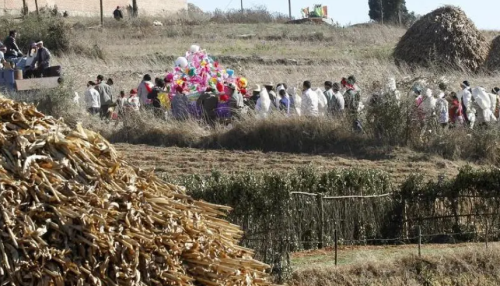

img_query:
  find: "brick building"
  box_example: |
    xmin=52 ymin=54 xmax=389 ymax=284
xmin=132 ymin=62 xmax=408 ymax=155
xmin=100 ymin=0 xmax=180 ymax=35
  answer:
xmin=1 ymin=0 xmax=187 ymax=17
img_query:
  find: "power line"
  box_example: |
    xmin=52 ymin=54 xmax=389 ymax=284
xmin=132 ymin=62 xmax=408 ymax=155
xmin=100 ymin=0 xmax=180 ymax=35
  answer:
xmin=225 ymin=0 xmax=235 ymax=10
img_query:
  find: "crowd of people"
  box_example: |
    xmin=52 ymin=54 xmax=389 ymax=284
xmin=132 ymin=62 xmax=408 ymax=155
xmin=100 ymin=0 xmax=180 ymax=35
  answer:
xmin=0 ymin=30 xmax=53 ymax=78
xmin=82 ymin=73 xmax=360 ymax=127
xmin=404 ymin=80 xmax=500 ymax=130
xmin=83 ymin=72 xmax=500 ymax=135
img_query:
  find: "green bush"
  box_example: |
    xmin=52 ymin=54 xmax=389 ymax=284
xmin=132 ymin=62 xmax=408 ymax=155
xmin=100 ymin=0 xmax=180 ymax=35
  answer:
xmin=163 ymin=167 xmax=500 ymax=267
xmin=167 ymin=167 xmax=394 ymax=265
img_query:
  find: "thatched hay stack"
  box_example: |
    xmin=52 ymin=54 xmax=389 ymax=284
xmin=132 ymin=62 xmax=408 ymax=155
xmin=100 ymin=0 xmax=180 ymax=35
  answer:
xmin=485 ymin=35 xmax=500 ymax=71
xmin=393 ymin=6 xmax=489 ymax=72
xmin=0 ymin=96 xmax=271 ymax=285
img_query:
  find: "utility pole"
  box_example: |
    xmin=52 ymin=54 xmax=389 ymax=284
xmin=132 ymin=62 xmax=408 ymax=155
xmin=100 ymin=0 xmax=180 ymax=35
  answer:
xmin=35 ymin=0 xmax=39 ymax=15
xmin=288 ymin=0 xmax=292 ymax=19
xmin=379 ymin=0 xmax=383 ymax=24
xmin=132 ymin=0 xmax=138 ymax=17
xmin=241 ymin=0 xmax=243 ymax=12
xmin=398 ymin=4 xmax=402 ymax=26
xmin=22 ymin=0 xmax=27 ymax=16
xmin=100 ymin=0 xmax=104 ymax=27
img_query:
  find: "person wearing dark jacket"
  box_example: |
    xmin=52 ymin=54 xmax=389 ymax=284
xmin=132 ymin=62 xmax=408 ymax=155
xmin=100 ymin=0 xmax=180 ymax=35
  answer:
xmin=4 ymin=31 xmax=22 ymax=58
xmin=148 ymin=78 xmax=166 ymax=118
xmin=113 ymin=7 xmax=124 ymax=20
xmin=171 ymin=86 xmax=190 ymax=121
xmin=197 ymin=87 xmax=219 ymax=126
xmin=95 ymin=75 xmax=113 ymax=119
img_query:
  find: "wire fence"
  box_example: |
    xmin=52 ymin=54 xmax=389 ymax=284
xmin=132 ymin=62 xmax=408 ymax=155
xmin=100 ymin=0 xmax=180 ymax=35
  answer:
xmin=237 ymin=190 xmax=500 ymax=283
xmin=246 ymin=226 xmax=500 ymax=283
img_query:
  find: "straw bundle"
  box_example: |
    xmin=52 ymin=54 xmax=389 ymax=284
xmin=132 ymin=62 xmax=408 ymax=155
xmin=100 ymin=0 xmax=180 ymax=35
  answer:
xmin=0 ymin=96 xmax=271 ymax=285
xmin=393 ymin=6 xmax=489 ymax=72
xmin=485 ymin=35 xmax=500 ymax=71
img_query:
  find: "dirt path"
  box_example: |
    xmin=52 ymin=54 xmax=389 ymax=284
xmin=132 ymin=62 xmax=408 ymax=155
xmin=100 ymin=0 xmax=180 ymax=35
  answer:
xmin=114 ymin=144 xmax=476 ymax=183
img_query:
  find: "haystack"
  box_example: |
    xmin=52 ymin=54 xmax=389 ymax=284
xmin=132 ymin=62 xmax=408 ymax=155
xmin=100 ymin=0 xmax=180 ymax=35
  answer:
xmin=0 ymin=96 xmax=271 ymax=285
xmin=485 ymin=35 xmax=500 ymax=71
xmin=393 ymin=6 xmax=488 ymax=72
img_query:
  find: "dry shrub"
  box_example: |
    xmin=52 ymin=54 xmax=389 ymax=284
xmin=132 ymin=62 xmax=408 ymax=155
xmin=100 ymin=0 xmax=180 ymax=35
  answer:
xmin=210 ymin=114 xmax=371 ymax=154
xmin=364 ymin=96 xmax=420 ymax=146
xmin=107 ymin=113 xmax=209 ymax=148
xmin=210 ymin=6 xmax=289 ymax=24
xmin=394 ymin=6 xmax=489 ymax=72
xmin=427 ymin=127 xmax=500 ymax=163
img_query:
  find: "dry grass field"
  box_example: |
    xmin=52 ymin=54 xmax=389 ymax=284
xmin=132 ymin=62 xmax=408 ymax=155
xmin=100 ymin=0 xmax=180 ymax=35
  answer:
xmin=290 ymin=243 xmax=500 ymax=286
xmin=56 ymin=21 xmax=500 ymax=92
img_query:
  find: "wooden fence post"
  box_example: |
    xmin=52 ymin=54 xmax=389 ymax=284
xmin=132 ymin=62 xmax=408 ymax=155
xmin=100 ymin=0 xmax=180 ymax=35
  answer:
xmin=485 ymin=220 xmax=489 ymax=249
xmin=418 ymin=225 xmax=422 ymax=257
xmin=334 ymin=221 xmax=338 ymax=266
xmin=317 ymin=194 xmax=324 ymax=249
xmin=402 ymin=198 xmax=408 ymax=240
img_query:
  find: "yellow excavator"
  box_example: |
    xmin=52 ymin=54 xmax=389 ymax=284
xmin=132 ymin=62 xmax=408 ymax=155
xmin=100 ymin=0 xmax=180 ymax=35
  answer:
xmin=288 ymin=4 xmax=330 ymax=24
xmin=301 ymin=4 xmax=328 ymax=19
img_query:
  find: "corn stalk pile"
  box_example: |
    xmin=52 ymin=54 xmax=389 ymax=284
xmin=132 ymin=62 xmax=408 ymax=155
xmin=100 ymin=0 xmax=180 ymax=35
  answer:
xmin=393 ymin=6 xmax=489 ymax=73
xmin=0 ymin=96 xmax=271 ymax=285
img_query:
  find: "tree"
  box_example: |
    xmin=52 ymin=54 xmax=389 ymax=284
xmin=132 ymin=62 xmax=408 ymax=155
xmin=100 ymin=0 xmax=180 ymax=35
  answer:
xmin=368 ymin=0 xmax=383 ymax=23
xmin=368 ymin=0 xmax=414 ymax=26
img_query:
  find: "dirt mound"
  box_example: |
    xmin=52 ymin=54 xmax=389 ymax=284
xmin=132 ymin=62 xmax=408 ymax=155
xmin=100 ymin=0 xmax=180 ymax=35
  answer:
xmin=0 ymin=97 xmax=270 ymax=285
xmin=485 ymin=35 xmax=500 ymax=71
xmin=393 ymin=6 xmax=488 ymax=72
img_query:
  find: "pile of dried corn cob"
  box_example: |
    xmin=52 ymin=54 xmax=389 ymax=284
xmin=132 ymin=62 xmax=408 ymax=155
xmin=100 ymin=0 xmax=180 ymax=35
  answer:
xmin=0 ymin=96 xmax=271 ymax=285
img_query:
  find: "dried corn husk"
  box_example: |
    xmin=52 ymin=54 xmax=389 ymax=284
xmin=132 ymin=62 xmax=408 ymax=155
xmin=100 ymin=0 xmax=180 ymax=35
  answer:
xmin=394 ymin=6 xmax=489 ymax=73
xmin=0 ymin=96 xmax=271 ymax=285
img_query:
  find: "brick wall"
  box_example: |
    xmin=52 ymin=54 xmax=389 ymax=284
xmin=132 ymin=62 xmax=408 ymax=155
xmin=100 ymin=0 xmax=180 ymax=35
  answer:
xmin=1 ymin=0 xmax=187 ymax=17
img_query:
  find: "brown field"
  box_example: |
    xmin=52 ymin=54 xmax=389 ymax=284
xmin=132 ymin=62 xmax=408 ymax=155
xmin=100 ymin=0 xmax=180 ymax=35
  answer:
xmin=290 ymin=243 xmax=500 ymax=286
xmin=114 ymin=143 xmax=475 ymax=183
xmin=291 ymin=242 xmax=495 ymax=269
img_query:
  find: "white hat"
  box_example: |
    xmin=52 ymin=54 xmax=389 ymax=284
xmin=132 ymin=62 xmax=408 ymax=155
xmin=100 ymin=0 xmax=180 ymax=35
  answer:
xmin=36 ymin=41 xmax=43 ymax=45
xmin=424 ymin=88 xmax=432 ymax=98
xmin=253 ymin=84 xmax=262 ymax=93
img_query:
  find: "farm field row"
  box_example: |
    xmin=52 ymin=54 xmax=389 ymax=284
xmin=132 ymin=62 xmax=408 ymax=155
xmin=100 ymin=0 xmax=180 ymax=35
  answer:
xmin=114 ymin=143 xmax=475 ymax=183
